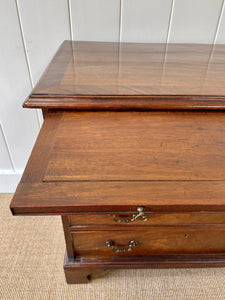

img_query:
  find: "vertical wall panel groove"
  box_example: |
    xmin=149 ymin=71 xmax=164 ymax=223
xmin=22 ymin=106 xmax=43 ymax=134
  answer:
xmin=121 ymin=0 xmax=173 ymax=43
xmin=2 ymin=0 xmax=225 ymax=193
xmin=15 ymin=0 xmax=42 ymax=129
xmin=169 ymin=0 xmax=223 ymax=43
xmin=15 ymin=0 xmax=34 ymax=87
xmin=0 ymin=124 xmax=15 ymax=171
xmin=212 ymin=0 xmax=225 ymax=44
xmin=17 ymin=0 xmax=71 ymax=129
xmin=0 ymin=0 xmax=40 ymax=174
xmin=17 ymin=0 xmax=71 ymax=85
xmin=119 ymin=0 xmax=123 ymax=42
xmin=67 ymin=0 xmax=74 ymax=41
xmin=166 ymin=0 xmax=175 ymax=43
xmin=70 ymin=0 xmax=120 ymax=42
xmin=214 ymin=0 xmax=225 ymax=44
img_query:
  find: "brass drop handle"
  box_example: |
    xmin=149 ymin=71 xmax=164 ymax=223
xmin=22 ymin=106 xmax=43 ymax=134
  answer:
xmin=113 ymin=206 xmax=148 ymax=223
xmin=106 ymin=240 xmax=138 ymax=253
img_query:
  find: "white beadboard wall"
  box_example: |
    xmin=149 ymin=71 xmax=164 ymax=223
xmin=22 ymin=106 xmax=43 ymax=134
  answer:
xmin=1 ymin=0 xmax=225 ymax=192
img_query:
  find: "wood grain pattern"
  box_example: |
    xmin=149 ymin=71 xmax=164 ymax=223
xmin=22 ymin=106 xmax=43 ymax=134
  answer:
xmin=68 ymin=213 xmax=225 ymax=227
xmin=44 ymin=111 xmax=225 ymax=181
xmin=61 ymin=216 xmax=75 ymax=258
xmin=11 ymin=36 xmax=225 ymax=280
xmin=10 ymin=110 xmax=225 ymax=215
xmin=71 ymin=227 xmax=225 ymax=257
xmin=64 ymin=251 xmax=225 ymax=284
xmin=10 ymin=181 xmax=225 ymax=215
xmin=19 ymin=111 xmax=62 ymax=183
xmin=24 ymin=41 xmax=225 ymax=110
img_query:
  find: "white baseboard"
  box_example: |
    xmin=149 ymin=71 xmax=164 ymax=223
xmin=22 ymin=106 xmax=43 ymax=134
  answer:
xmin=0 ymin=171 xmax=23 ymax=193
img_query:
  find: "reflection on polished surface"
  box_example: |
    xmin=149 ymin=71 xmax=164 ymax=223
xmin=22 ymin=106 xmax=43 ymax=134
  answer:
xmin=32 ymin=41 xmax=225 ymax=96
xmin=24 ymin=41 xmax=225 ymax=110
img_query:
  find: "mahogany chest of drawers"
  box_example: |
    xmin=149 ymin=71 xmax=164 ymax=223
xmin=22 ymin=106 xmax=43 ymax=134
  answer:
xmin=10 ymin=41 xmax=225 ymax=283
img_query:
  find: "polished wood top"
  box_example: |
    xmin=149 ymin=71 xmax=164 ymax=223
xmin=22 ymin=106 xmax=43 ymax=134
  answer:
xmin=24 ymin=41 xmax=225 ymax=110
xmin=10 ymin=111 xmax=225 ymax=215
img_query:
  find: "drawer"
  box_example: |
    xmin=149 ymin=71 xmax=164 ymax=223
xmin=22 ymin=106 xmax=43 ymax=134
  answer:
xmin=71 ymin=227 xmax=225 ymax=257
xmin=68 ymin=212 xmax=225 ymax=227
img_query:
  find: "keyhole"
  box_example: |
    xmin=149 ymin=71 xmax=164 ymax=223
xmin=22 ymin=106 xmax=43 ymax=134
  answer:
xmin=184 ymin=233 xmax=188 ymax=238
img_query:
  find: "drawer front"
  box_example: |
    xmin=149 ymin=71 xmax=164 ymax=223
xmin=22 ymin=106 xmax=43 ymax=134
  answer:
xmin=71 ymin=227 xmax=225 ymax=257
xmin=69 ymin=213 xmax=225 ymax=227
